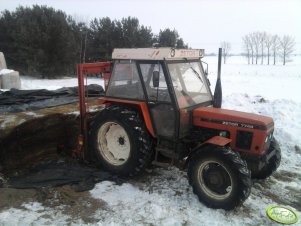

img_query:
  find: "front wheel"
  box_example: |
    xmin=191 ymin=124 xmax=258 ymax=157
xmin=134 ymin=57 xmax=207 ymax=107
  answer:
xmin=188 ymin=146 xmax=252 ymax=210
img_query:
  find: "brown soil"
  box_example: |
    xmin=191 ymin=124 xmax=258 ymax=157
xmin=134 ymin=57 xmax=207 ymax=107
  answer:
xmin=0 ymin=185 xmax=108 ymax=224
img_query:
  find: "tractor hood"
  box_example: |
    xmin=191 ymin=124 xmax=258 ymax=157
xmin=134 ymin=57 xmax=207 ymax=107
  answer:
xmin=193 ymin=107 xmax=274 ymax=131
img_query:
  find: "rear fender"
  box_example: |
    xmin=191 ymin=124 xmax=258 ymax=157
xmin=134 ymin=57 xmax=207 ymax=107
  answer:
xmin=98 ymin=97 xmax=156 ymax=137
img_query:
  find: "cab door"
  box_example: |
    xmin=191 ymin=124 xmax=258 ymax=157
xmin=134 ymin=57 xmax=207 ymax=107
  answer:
xmin=138 ymin=62 xmax=176 ymax=139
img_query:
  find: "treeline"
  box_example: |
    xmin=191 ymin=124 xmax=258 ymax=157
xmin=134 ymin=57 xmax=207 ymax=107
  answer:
xmin=242 ymin=32 xmax=295 ymax=65
xmin=87 ymin=17 xmax=187 ymax=61
xmin=0 ymin=5 xmax=187 ymax=77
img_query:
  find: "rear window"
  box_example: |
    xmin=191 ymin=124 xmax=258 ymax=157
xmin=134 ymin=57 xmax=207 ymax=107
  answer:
xmin=106 ymin=61 xmax=145 ymax=100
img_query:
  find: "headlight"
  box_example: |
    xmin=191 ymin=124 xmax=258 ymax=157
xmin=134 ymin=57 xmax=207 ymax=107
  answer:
xmin=265 ymin=133 xmax=273 ymax=143
xmin=219 ymin=131 xmax=227 ymax=137
xmin=264 ymin=132 xmax=273 ymax=150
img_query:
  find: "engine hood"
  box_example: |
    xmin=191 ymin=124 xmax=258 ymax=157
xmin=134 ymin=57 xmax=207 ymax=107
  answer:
xmin=193 ymin=107 xmax=274 ymax=130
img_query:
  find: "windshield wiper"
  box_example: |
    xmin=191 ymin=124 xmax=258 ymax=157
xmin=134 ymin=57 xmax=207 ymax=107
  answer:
xmin=189 ymin=65 xmax=203 ymax=83
xmin=188 ymin=63 xmax=206 ymax=93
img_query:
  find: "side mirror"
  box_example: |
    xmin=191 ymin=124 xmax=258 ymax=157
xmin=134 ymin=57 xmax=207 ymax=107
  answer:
xmin=152 ymin=71 xmax=160 ymax=87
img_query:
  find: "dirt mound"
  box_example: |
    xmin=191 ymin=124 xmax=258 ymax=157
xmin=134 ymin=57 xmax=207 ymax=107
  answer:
xmin=0 ymin=113 xmax=79 ymax=170
xmin=0 ymin=99 xmax=103 ymax=171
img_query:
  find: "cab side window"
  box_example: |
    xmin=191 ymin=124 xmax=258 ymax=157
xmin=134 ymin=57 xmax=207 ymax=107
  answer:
xmin=139 ymin=63 xmax=171 ymax=102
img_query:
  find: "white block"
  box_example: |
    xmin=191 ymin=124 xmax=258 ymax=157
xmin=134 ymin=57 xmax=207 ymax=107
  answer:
xmin=0 ymin=71 xmax=21 ymax=89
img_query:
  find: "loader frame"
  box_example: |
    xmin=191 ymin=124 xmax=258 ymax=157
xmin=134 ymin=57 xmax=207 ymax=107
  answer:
xmin=76 ymin=62 xmax=112 ymax=158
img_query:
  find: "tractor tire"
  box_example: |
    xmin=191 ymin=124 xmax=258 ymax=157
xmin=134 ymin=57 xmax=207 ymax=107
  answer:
xmin=89 ymin=105 xmax=153 ymax=177
xmin=188 ymin=146 xmax=252 ymax=210
xmin=251 ymin=137 xmax=281 ymax=180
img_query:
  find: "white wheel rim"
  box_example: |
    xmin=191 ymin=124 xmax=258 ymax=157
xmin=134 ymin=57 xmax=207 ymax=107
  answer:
xmin=98 ymin=121 xmax=131 ymax=166
xmin=197 ymin=160 xmax=233 ymax=200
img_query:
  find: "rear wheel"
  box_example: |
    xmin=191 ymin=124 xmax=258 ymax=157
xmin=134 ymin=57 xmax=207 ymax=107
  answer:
xmin=89 ymin=105 xmax=153 ymax=176
xmin=188 ymin=146 xmax=251 ymax=210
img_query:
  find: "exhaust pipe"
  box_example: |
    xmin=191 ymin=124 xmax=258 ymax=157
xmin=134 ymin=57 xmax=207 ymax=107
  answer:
xmin=213 ymin=48 xmax=222 ymax=108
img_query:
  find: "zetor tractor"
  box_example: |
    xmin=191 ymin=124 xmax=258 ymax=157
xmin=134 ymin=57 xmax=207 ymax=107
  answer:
xmin=76 ymin=48 xmax=281 ymax=210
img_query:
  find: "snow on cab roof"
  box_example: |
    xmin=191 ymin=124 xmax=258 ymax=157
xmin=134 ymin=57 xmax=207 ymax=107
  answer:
xmin=112 ymin=48 xmax=205 ymax=60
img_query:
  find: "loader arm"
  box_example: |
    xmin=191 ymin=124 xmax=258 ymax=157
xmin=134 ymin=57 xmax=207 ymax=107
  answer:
xmin=76 ymin=62 xmax=112 ymax=157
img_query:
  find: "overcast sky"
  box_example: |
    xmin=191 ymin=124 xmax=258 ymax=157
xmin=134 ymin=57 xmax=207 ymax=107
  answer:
xmin=1 ymin=0 xmax=300 ymax=54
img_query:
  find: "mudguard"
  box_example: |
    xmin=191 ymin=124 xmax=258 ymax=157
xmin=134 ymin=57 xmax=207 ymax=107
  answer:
xmin=204 ymin=136 xmax=232 ymax=146
xmin=98 ymin=97 xmax=156 ymax=137
xmin=185 ymin=136 xmax=232 ymax=168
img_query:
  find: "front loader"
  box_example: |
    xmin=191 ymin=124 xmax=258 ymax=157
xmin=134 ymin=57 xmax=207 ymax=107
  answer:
xmin=76 ymin=48 xmax=281 ymax=210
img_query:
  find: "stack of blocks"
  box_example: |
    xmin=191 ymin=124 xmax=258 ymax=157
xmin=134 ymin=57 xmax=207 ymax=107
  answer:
xmin=0 ymin=52 xmax=21 ymax=89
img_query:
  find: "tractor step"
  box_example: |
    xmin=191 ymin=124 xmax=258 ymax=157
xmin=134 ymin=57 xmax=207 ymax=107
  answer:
xmin=152 ymin=146 xmax=178 ymax=168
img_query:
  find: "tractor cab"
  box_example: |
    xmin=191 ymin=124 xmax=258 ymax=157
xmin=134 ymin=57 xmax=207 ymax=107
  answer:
xmin=104 ymin=48 xmax=212 ymax=140
xmin=77 ymin=48 xmax=281 ymax=210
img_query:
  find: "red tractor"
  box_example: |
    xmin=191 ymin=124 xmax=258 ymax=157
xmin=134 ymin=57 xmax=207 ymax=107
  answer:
xmin=77 ymin=48 xmax=281 ymax=210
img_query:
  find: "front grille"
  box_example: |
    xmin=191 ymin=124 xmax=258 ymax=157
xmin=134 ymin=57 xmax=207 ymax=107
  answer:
xmin=236 ymin=130 xmax=253 ymax=150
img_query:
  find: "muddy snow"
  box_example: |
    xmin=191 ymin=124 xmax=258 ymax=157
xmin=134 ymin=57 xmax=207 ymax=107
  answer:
xmin=0 ymin=56 xmax=301 ymax=225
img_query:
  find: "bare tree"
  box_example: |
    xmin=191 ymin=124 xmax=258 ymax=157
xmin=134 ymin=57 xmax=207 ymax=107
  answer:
xmin=220 ymin=41 xmax=231 ymax=64
xmin=271 ymin=35 xmax=279 ymax=65
xmin=249 ymin=34 xmax=255 ymax=64
xmin=279 ymin=35 xmax=295 ymax=65
xmin=242 ymin=35 xmax=252 ymax=64
xmin=259 ymin=32 xmax=266 ymax=64
xmin=250 ymin=32 xmax=261 ymax=64
xmin=265 ymin=34 xmax=273 ymax=65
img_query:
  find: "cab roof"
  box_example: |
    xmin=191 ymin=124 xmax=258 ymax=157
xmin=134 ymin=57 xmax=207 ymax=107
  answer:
xmin=112 ymin=48 xmax=205 ymax=60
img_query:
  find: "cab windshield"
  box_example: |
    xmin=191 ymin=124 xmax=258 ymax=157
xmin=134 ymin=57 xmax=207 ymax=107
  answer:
xmin=167 ymin=61 xmax=212 ymax=108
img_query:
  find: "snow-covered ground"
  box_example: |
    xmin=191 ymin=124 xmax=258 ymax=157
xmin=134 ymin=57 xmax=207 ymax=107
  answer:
xmin=20 ymin=76 xmax=104 ymax=90
xmin=1 ymin=56 xmax=301 ymax=225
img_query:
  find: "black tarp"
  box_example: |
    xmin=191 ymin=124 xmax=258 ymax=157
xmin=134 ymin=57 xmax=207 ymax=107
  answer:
xmin=2 ymin=157 xmax=124 ymax=192
xmin=0 ymin=84 xmax=104 ymax=113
